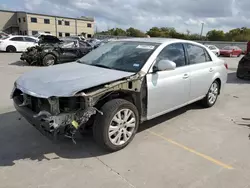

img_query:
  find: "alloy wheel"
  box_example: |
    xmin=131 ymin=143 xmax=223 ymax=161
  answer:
xmin=208 ymin=82 xmax=219 ymax=105
xmin=108 ymin=109 xmax=136 ymax=146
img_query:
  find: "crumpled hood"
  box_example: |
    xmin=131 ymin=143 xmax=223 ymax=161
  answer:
xmin=16 ymin=62 xmax=134 ymax=98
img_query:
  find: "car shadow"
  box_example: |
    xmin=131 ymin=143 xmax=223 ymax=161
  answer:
xmin=0 ymin=103 xmax=202 ymax=166
xmin=233 ymin=118 xmax=250 ymax=140
xmin=9 ymin=61 xmax=30 ymax=66
xmin=138 ymin=102 xmax=202 ymax=133
xmin=227 ymin=72 xmax=250 ymax=84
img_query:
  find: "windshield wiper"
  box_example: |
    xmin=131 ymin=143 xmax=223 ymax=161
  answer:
xmin=91 ymin=64 xmax=112 ymax=69
xmin=76 ymin=59 xmax=86 ymax=64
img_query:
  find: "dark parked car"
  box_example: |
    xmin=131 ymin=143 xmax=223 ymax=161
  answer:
xmin=237 ymin=53 xmax=250 ymax=80
xmin=38 ymin=35 xmax=62 ymax=45
xmin=20 ymin=39 xmax=93 ymax=66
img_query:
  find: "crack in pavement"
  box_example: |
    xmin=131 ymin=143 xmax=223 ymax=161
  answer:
xmin=92 ymin=154 xmax=136 ymax=188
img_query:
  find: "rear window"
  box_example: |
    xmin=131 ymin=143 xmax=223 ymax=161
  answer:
xmin=10 ymin=37 xmax=24 ymax=41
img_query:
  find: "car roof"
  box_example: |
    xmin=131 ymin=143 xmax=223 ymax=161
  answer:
xmin=115 ymin=37 xmax=202 ymax=46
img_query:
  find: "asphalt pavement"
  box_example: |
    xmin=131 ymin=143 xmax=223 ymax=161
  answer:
xmin=0 ymin=53 xmax=250 ymax=188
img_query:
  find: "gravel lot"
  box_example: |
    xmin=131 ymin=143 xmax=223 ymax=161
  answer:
xmin=0 ymin=53 xmax=250 ymax=188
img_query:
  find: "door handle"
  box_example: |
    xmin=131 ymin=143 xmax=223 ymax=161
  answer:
xmin=209 ymin=68 xmax=214 ymax=72
xmin=183 ymin=74 xmax=189 ymax=79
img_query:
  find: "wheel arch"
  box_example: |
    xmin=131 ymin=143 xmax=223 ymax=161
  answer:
xmin=6 ymin=45 xmax=17 ymax=52
xmin=212 ymin=76 xmax=222 ymax=95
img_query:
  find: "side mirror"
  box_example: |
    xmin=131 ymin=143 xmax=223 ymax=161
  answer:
xmin=153 ymin=59 xmax=176 ymax=72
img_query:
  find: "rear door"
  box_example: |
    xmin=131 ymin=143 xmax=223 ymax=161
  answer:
xmin=60 ymin=41 xmax=79 ymax=62
xmin=185 ymin=43 xmax=215 ymax=102
xmin=79 ymin=41 xmax=92 ymax=55
xmin=24 ymin=37 xmax=37 ymax=49
xmin=9 ymin=37 xmax=26 ymax=51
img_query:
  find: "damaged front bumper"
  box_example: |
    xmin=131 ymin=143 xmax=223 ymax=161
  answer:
xmin=13 ymin=97 xmax=101 ymax=142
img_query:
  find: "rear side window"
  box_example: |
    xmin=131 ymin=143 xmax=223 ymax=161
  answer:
xmin=24 ymin=37 xmax=37 ymax=42
xmin=157 ymin=43 xmax=186 ymax=67
xmin=186 ymin=44 xmax=211 ymax=64
xmin=10 ymin=37 xmax=24 ymax=42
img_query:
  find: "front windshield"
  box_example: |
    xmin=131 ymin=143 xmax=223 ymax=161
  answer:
xmin=77 ymin=41 xmax=160 ymax=72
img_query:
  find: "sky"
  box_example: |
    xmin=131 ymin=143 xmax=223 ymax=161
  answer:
xmin=0 ymin=0 xmax=250 ymax=34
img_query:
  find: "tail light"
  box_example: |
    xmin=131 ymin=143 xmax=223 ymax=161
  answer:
xmin=224 ymin=63 xmax=228 ymax=70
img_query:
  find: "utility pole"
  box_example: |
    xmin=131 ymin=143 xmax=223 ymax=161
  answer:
xmin=200 ymin=22 xmax=204 ymax=39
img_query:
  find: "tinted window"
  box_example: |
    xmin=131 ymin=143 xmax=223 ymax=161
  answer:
xmin=59 ymin=32 xmax=62 ymax=37
xmin=79 ymin=41 xmax=87 ymax=47
xmin=24 ymin=37 xmax=37 ymax=42
xmin=31 ymin=17 xmax=37 ymax=23
xmin=10 ymin=37 xmax=24 ymax=42
xmin=65 ymin=33 xmax=70 ymax=37
xmin=58 ymin=20 xmax=62 ymax=25
xmin=186 ymin=44 xmax=208 ymax=64
xmin=44 ymin=19 xmax=50 ymax=24
xmin=157 ymin=43 xmax=186 ymax=67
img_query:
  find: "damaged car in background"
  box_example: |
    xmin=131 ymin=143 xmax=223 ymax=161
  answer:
xmin=11 ymin=38 xmax=228 ymax=151
xmin=20 ymin=39 xmax=93 ymax=66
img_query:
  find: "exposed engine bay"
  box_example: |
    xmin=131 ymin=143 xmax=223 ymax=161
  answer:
xmin=11 ymin=73 xmax=146 ymax=144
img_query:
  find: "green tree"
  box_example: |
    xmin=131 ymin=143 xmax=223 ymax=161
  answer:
xmin=206 ymin=30 xmax=225 ymax=41
xmin=126 ymin=27 xmax=146 ymax=37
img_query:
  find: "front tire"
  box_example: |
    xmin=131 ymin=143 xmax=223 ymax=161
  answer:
xmin=93 ymin=99 xmax=139 ymax=152
xmin=42 ymin=54 xmax=56 ymax=66
xmin=201 ymin=80 xmax=220 ymax=108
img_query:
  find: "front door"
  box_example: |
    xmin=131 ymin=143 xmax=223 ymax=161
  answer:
xmin=9 ymin=37 xmax=26 ymax=51
xmin=146 ymin=43 xmax=191 ymax=120
xmin=184 ymin=43 xmax=215 ymax=101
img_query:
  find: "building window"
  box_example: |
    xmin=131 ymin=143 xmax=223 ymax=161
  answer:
xmin=58 ymin=20 xmax=62 ymax=25
xmin=87 ymin=23 xmax=92 ymax=28
xmin=23 ymin=17 xmax=26 ymax=22
xmin=87 ymin=34 xmax=92 ymax=38
xmin=31 ymin=17 xmax=37 ymax=23
xmin=24 ymin=31 xmax=27 ymax=35
xmin=45 ymin=31 xmax=51 ymax=34
xmin=32 ymin=31 xmax=38 ymax=35
xmin=44 ymin=19 xmax=50 ymax=24
xmin=65 ymin=33 xmax=70 ymax=37
xmin=58 ymin=32 xmax=62 ymax=37
xmin=65 ymin=21 xmax=70 ymax=26
xmin=18 ymin=18 xmax=21 ymax=23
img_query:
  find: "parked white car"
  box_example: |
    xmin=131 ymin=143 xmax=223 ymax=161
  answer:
xmin=0 ymin=35 xmax=38 ymax=52
xmin=205 ymin=45 xmax=220 ymax=56
xmin=11 ymin=38 xmax=228 ymax=151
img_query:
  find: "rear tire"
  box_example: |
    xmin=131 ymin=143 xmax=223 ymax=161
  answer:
xmin=201 ymin=80 xmax=220 ymax=108
xmin=42 ymin=54 xmax=56 ymax=66
xmin=6 ymin=45 xmax=17 ymax=53
xmin=93 ymin=99 xmax=139 ymax=152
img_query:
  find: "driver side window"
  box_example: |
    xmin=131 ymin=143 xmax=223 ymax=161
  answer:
xmin=157 ymin=43 xmax=186 ymax=68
